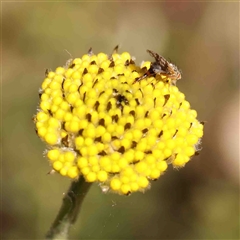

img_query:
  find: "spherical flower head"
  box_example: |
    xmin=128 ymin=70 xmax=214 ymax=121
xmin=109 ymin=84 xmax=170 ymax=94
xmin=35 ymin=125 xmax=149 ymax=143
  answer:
xmin=34 ymin=49 xmax=204 ymax=195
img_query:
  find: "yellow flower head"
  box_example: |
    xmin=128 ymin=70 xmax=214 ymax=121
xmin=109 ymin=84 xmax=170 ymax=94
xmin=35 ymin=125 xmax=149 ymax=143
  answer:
xmin=34 ymin=49 xmax=204 ymax=195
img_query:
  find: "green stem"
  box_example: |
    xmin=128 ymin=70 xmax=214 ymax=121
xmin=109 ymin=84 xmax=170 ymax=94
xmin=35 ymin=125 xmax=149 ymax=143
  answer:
xmin=46 ymin=177 xmax=92 ymax=240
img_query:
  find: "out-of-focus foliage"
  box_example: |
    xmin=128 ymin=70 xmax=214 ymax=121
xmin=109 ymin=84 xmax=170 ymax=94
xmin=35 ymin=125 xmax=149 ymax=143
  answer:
xmin=2 ymin=2 xmax=239 ymax=239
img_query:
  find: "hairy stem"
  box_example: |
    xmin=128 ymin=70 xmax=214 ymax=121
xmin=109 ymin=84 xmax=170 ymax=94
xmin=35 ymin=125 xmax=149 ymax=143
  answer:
xmin=46 ymin=177 xmax=92 ymax=240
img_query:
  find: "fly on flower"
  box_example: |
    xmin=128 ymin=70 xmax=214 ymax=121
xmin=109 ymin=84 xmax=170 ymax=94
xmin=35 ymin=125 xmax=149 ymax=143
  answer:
xmin=134 ymin=50 xmax=181 ymax=85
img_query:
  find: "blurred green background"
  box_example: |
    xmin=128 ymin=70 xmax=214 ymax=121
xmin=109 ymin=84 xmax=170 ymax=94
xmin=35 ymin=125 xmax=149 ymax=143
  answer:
xmin=2 ymin=2 xmax=239 ymax=239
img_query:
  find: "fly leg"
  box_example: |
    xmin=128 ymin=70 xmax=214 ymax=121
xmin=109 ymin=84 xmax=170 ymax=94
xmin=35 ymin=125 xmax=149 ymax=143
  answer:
xmin=133 ymin=66 xmax=155 ymax=84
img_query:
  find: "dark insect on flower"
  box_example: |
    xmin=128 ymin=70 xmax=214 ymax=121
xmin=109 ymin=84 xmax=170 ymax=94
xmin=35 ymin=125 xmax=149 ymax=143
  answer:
xmin=134 ymin=50 xmax=181 ymax=85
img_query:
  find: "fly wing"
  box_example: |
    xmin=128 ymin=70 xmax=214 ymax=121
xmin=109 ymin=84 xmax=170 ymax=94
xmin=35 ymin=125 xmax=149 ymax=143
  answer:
xmin=147 ymin=50 xmax=161 ymax=61
xmin=158 ymin=56 xmax=169 ymax=72
xmin=147 ymin=50 xmax=169 ymax=72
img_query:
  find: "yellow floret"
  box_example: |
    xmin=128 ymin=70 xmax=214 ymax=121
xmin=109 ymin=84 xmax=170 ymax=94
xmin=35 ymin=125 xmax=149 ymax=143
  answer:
xmin=40 ymin=101 xmax=51 ymax=112
xmin=172 ymin=154 xmax=186 ymax=167
xmin=55 ymin=109 xmax=65 ymax=120
xmin=97 ymin=171 xmax=108 ymax=182
xmin=97 ymin=53 xmax=108 ymax=62
xmin=91 ymin=164 xmax=100 ymax=173
xmin=60 ymin=168 xmax=68 ymax=176
xmin=36 ymin=112 xmax=49 ymax=122
xmin=37 ymin=127 xmax=47 ymax=137
xmin=130 ymin=182 xmax=139 ymax=192
xmin=110 ymin=178 xmax=121 ymax=190
xmin=120 ymin=184 xmax=131 ymax=194
xmin=150 ymin=169 xmax=161 ymax=179
xmin=135 ymin=161 xmax=148 ymax=173
xmin=67 ymin=121 xmax=80 ymax=133
xmin=45 ymin=132 xmax=58 ymax=145
xmin=48 ymin=118 xmax=60 ymax=128
xmin=67 ymin=166 xmax=79 ymax=179
xmin=64 ymin=151 xmax=75 ymax=162
xmin=48 ymin=149 xmax=61 ymax=161
xmin=77 ymin=157 xmax=88 ymax=168
xmin=53 ymin=161 xmax=63 ymax=171
xmin=156 ymin=161 xmax=168 ymax=172
xmin=86 ymin=172 xmax=97 ymax=182
xmin=41 ymin=78 xmax=52 ymax=90
xmin=81 ymin=167 xmax=90 ymax=175
xmin=138 ymin=176 xmax=149 ymax=188
xmin=49 ymin=81 xmax=61 ymax=90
